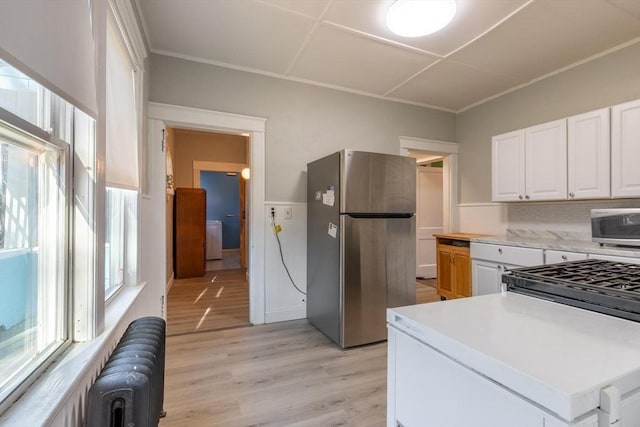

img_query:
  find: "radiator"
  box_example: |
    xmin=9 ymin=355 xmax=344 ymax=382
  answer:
xmin=86 ymin=316 xmax=166 ymax=426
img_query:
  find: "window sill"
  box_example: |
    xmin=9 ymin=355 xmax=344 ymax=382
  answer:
xmin=0 ymin=282 xmax=147 ymax=425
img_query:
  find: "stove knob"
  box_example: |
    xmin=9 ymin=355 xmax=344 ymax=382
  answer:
xmin=561 ymin=255 xmax=568 ymax=261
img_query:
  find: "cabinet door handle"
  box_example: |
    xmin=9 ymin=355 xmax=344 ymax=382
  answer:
xmin=525 ymin=195 xmax=530 ymax=200
xmin=569 ymin=192 xmax=575 ymax=198
xmin=518 ymin=195 xmax=523 ymax=200
xmin=498 ymin=248 xmax=502 ymax=254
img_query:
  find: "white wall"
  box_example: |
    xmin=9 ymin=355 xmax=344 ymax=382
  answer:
xmin=264 ymin=202 xmax=307 ymax=322
xmin=458 ymin=203 xmax=508 ymax=236
xmin=149 ymin=53 xmax=457 ymax=202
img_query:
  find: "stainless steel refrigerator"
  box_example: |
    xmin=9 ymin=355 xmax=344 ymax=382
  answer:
xmin=307 ymin=150 xmax=416 ymax=348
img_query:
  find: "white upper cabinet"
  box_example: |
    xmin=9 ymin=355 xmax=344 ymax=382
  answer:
xmin=492 ymin=119 xmax=566 ymax=202
xmin=611 ymin=99 xmax=640 ymax=197
xmin=567 ymin=108 xmax=610 ymax=199
xmin=525 ymin=119 xmax=567 ymax=201
xmin=492 ymin=130 xmax=525 ymax=201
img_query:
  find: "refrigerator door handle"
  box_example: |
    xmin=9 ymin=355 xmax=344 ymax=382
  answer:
xmin=345 ymin=213 xmax=414 ymax=219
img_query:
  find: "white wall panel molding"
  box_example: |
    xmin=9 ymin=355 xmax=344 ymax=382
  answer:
xmin=264 ymin=202 xmax=306 ymax=323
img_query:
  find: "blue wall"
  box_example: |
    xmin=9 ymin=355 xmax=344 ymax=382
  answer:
xmin=200 ymin=171 xmax=240 ymax=249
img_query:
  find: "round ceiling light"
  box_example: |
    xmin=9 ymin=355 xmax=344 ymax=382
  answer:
xmin=386 ymin=0 xmax=457 ymax=38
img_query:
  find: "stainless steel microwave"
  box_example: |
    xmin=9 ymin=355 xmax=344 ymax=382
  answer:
xmin=591 ymin=208 xmax=640 ymax=246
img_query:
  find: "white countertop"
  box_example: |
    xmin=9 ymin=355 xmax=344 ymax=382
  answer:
xmin=388 ymin=293 xmax=640 ymax=421
xmin=471 ymin=235 xmax=640 ymax=258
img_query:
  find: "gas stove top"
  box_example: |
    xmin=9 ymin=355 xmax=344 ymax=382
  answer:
xmin=503 ymin=259 xmax=640 ymax=322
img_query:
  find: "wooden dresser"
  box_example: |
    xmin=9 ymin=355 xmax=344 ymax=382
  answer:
xmin=433 ymin=233 xmax=487 ymax=300
xmin=174 ymin=188 xmax=206 ymax=279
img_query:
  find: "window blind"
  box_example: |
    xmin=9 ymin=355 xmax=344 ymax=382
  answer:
xmin=105 ymin=16 xmax=139 ymax=190
xmin=0 ymin=0 xmax=97 ymax=117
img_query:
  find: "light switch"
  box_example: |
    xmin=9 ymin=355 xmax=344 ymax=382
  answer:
xmin=284 ymin=207 xmax=293 ymax=219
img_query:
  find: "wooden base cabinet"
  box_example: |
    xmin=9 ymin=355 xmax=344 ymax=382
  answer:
xmin=434 ymin=234 xmax=484 ymax=300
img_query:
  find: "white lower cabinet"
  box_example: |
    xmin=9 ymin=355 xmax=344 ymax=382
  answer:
xmin=471 ymin=259 xmax=518 ymax=295
xmin=471 ymin=243 xmax=544 ymax=296
xmin=545 ymin=250 xmax=588 ymax=264
xmin=388 ymin=327 xmax=593 ymax=427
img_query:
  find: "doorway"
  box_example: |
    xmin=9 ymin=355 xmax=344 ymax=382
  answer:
xmin=166 ymin=127 xmax=250 ymax=335
xmin=200 ymin=170 xmax=244 ymax=271
xmin=415 ymin=159 xmax=444 ymax=279
xmin=149 ymin=102 xmax=267 ymax=326
xmin=400 ymin=136 xmax=459 ymax=304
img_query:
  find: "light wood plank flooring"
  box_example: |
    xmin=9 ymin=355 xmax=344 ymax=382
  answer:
xmin=416 ymin=278 xmax=439 ymax=304
xmin=167 ymin=268 xmax=249 ymax=336
xmin=161 ymin=278 xmax=440 ymax=425
xmin=160 ymin=319 xmax=387 ymax=426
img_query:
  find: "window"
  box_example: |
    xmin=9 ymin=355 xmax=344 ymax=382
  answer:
xmin=104 ymin=12 xmax=141 ymax=298
xmin=105 ymin=187 xmax=137 ymax=298
xmin=0 ymin=115 xmax=68 ymax=407
xmin=0 ymin=55 xmax=94 ymax=414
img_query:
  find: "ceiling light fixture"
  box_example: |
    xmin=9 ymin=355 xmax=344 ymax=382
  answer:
xmin=386 ymin=0 xmax=457 ymax=38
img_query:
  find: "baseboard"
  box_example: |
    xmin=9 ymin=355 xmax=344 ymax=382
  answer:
xmin=264 ymin=307 xmax=306 ymax=323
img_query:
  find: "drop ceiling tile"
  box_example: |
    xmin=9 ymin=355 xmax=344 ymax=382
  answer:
xmin=258 ymin=0 xmax=330 ymax=18
xmin=388 ymin=60 xmax=519 ymax=111
xmin=138 ymin=0 xmax=315 ymax=73
xmin=607 ymin=0 xmax=640 ymax=19
xmin=449 ymin=0 xmax=640 ymax=81
xmin=290 ymin=25 xmax=437 ymax=95
xmin=323 ymin=0 xmax=530 ymax=56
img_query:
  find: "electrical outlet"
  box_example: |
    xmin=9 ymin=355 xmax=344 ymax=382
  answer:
xmin=284 ymin=207 xmax=293 ymax=219
xmin=270 ymin=207 xmax=276 ymax=218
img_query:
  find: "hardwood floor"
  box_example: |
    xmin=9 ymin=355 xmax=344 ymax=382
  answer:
xmin=162 ymin=277 xmax=440 ymax=425
xmin=416 ymin=278 xmax=439 ymax=304
xmin=167 ymin=268 xmax=249 ymax=336
xmin=206 ymin=249 xmax=241 ymax=271
xmin=160 ymin=320 xmax=387 ymax=426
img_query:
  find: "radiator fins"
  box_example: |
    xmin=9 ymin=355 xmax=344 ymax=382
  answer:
xmin=87 ymin=316 xmax=166 ymax=426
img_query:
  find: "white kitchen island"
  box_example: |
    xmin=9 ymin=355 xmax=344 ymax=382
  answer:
xmin=387 ymin=293 xmax=640 ymax=427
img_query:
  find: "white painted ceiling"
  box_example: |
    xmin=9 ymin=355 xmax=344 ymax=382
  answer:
xmin=136 ymin=0 xmax=640 ymax=112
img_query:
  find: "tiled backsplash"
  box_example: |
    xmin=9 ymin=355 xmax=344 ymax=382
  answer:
xmin=507 ymin=199 xmax=640 ymax=241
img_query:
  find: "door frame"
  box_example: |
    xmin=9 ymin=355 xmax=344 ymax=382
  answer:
xmin=416 ymin=165 xmax=443 ymax=278
xmin=399 ymin=136 xmax=458 ymax=233
xmin=149 ymin=102 xmax=267 ymax=325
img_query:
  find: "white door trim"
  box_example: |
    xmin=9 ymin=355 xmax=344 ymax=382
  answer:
xmin=399 ymin=136 xmax=458 ymax=233
xmin=148 ymin=102 xmax=267 ymax=325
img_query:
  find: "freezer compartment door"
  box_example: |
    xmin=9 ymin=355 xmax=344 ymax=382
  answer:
xmin=342 ymin=215 xmax=416 ymax=347
xmin=341 ymin=150 xmax=416 ymax=214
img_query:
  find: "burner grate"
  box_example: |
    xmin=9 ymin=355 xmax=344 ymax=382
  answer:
xmin=503 ymin=259 xmax=640 ymax=322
